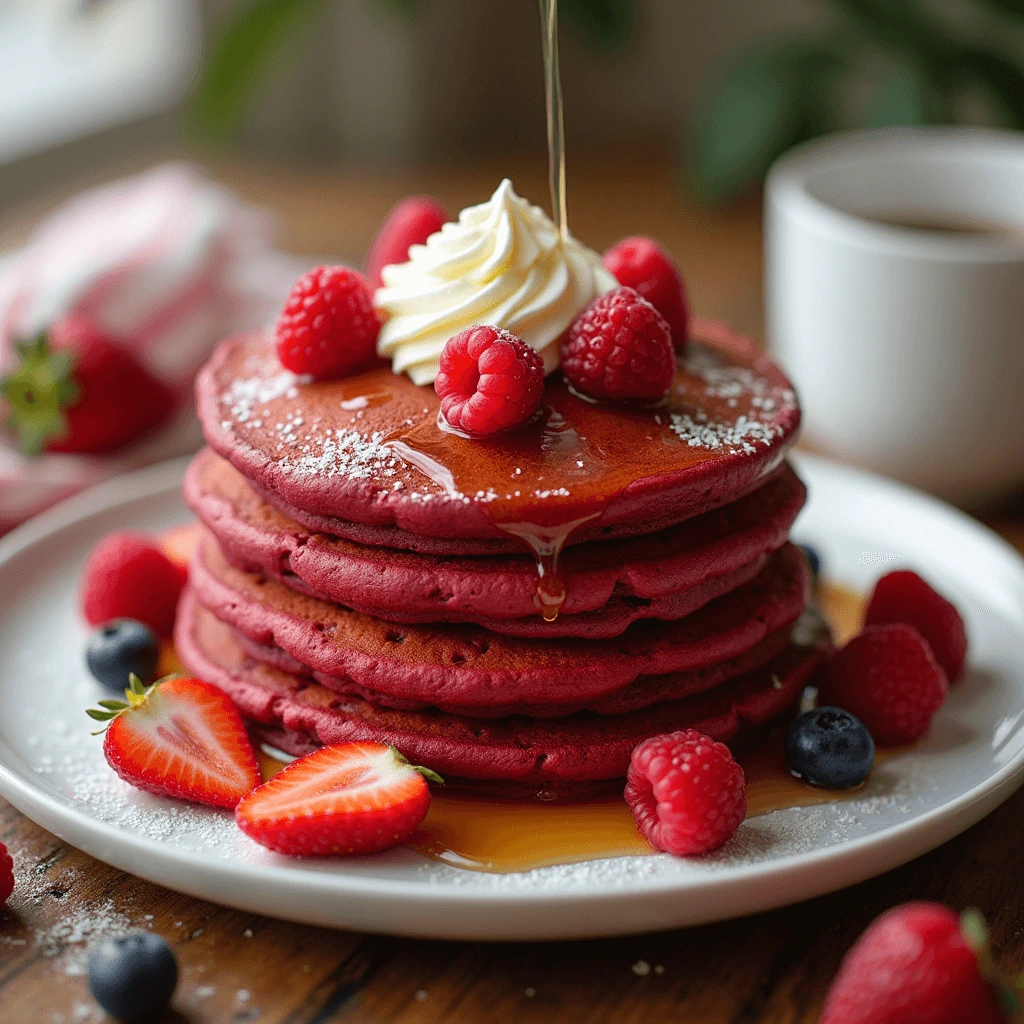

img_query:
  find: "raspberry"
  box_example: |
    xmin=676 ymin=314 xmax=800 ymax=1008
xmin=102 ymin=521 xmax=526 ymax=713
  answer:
xmin=81 ymin=532 xmax=187 ymax=638
xmin=561 ymin=287 xmax=675 ymax=402
xmin=822 ymin=623 xmax=948 ymax=745
xmin=275 ymin=266 xmax=380 ymax=379
xmin=820 ymin=903 xmax=1005 ymax=1024
xmin=603 ymin=236 xmax=690 ymax=350
xmin=625 ymin=728 xmax=746 ymax=856
xmin=435 ymin=326 xmax=545 ymax=437
xmin=865 ymin=570 xmax=967 ymax=682
xmin=0 ymin=841 xmax=12 ymax=905
xmin=366 ymin=196 xmax=449 ymax=289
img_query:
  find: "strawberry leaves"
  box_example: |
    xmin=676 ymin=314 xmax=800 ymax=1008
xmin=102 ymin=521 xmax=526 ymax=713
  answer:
xmin=389 ymin=745 xmax=444 ymax=785
xmin=961 ymin=908 xmax=1024 ymax=1019
xmin=86 ymin=673 xmax=173 ymax=733
xmin=1 ymin=333 xmax=79 ymax=457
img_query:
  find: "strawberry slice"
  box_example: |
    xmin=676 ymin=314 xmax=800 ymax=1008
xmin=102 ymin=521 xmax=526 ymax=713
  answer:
xmin=88 ymin=675 xmax=260 ymax=809
xmin=235 ymin=742 xmax=442 ymax=857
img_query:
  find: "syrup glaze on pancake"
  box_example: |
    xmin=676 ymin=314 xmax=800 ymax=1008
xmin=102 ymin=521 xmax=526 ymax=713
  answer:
xmin=187 ymin=448 xmax=805 ymax=634
xmin=177 ymin=591 xmax=830 ymax=784
xmin=198 ymin=321 xmax=799 ymax=617
xmin=189 ymin=531 xmax=809 ymax=710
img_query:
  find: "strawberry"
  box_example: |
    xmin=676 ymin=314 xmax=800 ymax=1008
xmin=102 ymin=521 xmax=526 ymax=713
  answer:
xmin=88 ymin=675 xmax=260 ymax=809
xmin=820 ymin=903 xmax=1008 ymax=1024
xmin=235 ymin=742 xmax=442 ymax=856
xmin=1 ymin=315 xmax=175 ymax=457
xmin=0 ymin=841 xmax=13 ymax=905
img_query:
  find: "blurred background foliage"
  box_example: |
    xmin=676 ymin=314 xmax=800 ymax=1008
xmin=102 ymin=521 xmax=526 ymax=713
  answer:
xmin=689 ymin=0 xmax=1024 ymax=197
xmin=194 ymin=0 xmax=1024 ymax=201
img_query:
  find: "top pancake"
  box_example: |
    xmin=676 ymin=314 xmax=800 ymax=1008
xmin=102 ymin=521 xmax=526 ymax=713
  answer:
xmin=197 ymin=320 xmax=800 ymax=546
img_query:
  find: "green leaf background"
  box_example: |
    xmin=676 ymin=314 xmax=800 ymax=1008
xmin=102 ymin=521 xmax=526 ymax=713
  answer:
xmin=193 ymin=0 xmax=1024 ymax=200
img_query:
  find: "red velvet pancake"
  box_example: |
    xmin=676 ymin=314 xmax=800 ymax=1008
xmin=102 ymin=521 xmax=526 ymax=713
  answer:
xmin=186 ymin=448 xmax=805 ymax=636
xmin=188 ymin=531 xmax=809 ymax=711
xmin=176 ymin=591 xmax=830 ymax=785
xmin=228 ymin=618 xmax=795 ymax=717
xmin=197 ymin=322 xmax=799 ymax=553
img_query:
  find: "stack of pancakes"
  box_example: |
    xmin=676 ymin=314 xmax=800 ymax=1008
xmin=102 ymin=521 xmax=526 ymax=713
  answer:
xmin=176 ymin=323 xmax=829 ymax=798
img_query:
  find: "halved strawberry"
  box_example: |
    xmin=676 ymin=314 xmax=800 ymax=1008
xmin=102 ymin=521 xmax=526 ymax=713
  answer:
xmin=235 ymin=742 xmax=442 ymax=857
xmin=88 ymin=675 xmax=260 ymax=809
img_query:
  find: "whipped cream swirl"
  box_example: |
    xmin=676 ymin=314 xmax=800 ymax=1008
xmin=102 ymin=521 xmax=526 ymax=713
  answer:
xmin=374 ymin=179 xmax=617 ymax=386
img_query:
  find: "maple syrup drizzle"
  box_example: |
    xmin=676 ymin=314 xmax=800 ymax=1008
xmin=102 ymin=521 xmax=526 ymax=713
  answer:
xmin=539 ymin=0 xmax=568 ymax=239
xmin=496 ymin=512 xmax=602 ymax=620
xmin=382 ymin=403 xmax=609 ymax=621
xmin=376 ymin=0 xmax=583 ymax=620
xmin=340 ymin=393 xmax=393 ymax=412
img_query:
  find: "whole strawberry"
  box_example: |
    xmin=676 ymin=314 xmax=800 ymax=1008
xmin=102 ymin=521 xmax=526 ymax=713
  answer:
xmin=275 ymin=265 xmax=380 ymax=380
xmin=603 ymin=236 xmax=689 ymax=351
xmin=822 ymin=623 xmax=948 ymax=745
xmin=0 ymin=841 xmax=13 ymax=905
xmin=1 ymin=315 xmax=175 ymax=456
xmin=820 ymin=903 xmax=1006 ymax=1024
xmin=625 ymin=728 xmax=746 ymax=856
xmin=366 ymin=196 xmax=449 ymax=290
xmin=561 ymin=287 xmax=675 ymax=402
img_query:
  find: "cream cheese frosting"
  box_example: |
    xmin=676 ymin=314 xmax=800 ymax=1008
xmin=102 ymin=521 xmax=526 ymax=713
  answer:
xmin=374 ymin=179 xmax=617 ymax=386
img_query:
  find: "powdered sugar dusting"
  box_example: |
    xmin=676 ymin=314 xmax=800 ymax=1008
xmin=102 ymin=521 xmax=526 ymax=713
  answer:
xmin=669 ymin=348 xmax=798 ymax=456
xmin=225 ymin=371 xmax=312 ymax=424
xmin=5 ymin=846 xmax=143 ymax=979
xmin=285 ymin=429 xmax=393 ymax=483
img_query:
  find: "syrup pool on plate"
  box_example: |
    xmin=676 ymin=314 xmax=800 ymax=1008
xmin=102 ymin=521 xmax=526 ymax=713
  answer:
xmin=400 ymin=578 xmax=872 ymax=874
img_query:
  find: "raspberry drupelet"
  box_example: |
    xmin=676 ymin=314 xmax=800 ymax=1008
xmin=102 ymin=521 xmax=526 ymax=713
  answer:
xmin=434 ymin=326 xmax=546 ymax=437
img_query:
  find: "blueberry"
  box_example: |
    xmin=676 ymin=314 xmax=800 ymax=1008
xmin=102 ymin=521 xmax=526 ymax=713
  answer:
xmin=797 ymin=543 xmax=822 ymax=581
xmin=785 ymin=706 xmax=874 ymax=789
xmin=86 ymin=619 xmax=159 ymax=693
xmin=88 ymin=932 xmax=178 ymax=1022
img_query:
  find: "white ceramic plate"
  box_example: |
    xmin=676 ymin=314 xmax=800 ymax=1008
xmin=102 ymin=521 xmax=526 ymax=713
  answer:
xmin=0 ymin=453 xmax=1022 ymax=940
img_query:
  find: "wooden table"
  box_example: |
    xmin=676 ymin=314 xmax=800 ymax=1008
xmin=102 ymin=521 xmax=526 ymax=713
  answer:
xmin=2 ymin=152 xmax=1023 ymax=1023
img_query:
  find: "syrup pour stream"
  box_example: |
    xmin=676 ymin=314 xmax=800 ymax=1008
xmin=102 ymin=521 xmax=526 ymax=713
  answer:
xmin=382 ymin=408 xmax=602 ymax=622
xmin=383 ymin=0 xmax=583 ymax=620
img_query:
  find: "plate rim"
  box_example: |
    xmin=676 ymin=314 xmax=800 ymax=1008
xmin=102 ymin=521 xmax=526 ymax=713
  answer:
xmin=0 ymin=452 xmax=1022 ymax=936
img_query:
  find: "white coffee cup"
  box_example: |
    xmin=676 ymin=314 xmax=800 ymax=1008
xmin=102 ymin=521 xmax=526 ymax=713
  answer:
xmin=765 ymin=127 xmax=1024 ymax=507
